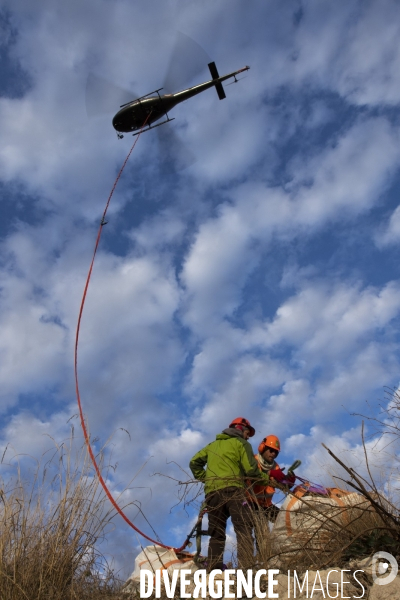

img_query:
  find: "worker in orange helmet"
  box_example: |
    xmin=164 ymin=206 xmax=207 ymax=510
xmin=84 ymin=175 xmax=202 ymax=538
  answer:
xmin=247 ymin=435 xmax=294 ymax=523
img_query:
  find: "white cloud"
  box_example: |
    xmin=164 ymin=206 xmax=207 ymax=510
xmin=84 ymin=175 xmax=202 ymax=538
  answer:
xmin=333 ymin=0 xmax=400 ymax=106
xmin=376 ymin=204 xmax=400 ymax=247
xmin=185 ymin=277 xmax=400 ymax=445
xmin=264 ymin=0 xmax=400 ymax=107
xmin=191 ymin=354 xmax=290 ymax=438
xmin=259 ymin=379 xmax=313 ymax=438
xmin=181 ymin=117 xmax=400 ymax=338
xmin=0 ymin=409 xmax=74 ymax=463
xmin=247 ymin=280 xmax=400 ymax=360
xmin=293 ymin=118 xmax=400 ymax=225
xmin=286 ymin=422 xmax=400 ymax=495
xmin=0 ymin=217 xmax=185 ymax=421
xmin=129 ymin=210 xmax=186 ymax=252
xmin=148 ymin=428 xmax=204 ymax=463
xmin=181 ymin=205 xmax=256 ymax=333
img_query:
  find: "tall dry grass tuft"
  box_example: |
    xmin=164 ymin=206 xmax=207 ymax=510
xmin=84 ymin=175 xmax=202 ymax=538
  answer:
xmin=251 ymin=508 xmax=279 ymax=567
xmin=0 ymin=437 xmax=122 ymax=599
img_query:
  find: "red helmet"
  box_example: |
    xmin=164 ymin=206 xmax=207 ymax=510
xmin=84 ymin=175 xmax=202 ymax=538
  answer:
xmin=229 ymin=417 xmax=255 ymax=437
xmin=258 ymin=435 xmax=280 ymax=455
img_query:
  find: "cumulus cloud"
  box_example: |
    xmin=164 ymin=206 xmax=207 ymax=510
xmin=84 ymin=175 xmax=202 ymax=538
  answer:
xmin=286 ymin=421 xmax=400 ymax=495
xmin=375 ymin=204 xmax=400 ymax=247
xmin=247 ymin=280 xmax=400 ymax=358
xmin=333 ymin=0 xmax=400 ymax=105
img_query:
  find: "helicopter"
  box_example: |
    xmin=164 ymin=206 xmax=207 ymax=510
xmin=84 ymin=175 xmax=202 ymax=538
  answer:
xmin=112 ymin=61 xmax=250 ymax=138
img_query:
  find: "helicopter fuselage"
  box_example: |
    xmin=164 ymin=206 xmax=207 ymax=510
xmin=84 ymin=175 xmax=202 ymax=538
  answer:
xmin=112 ymin=95 xmax=179 ymax=133
xmin=112 ymin=65 xmax=250 ymax=134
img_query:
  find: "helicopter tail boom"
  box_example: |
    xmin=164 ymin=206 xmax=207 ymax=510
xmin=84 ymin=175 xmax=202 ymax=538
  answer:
xmin=208 ymin=62 xmax=226 ymax=100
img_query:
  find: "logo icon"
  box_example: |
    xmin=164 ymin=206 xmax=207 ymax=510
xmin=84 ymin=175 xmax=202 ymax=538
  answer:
xmin=371 ymin=552 xmax=398 ymax=586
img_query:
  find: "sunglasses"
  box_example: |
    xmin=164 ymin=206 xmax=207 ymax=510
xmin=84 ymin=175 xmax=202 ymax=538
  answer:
xmin=266 ymin=448 xmax=279 ymax=455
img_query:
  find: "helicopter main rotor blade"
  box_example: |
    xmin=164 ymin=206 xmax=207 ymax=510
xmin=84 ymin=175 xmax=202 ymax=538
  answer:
xmin=157 ymin=124 xmax=196 ymax=174
xmin=163 ymin=31 xmax=212 ymax=94
xmin=85 ymin=73 xmax=137 ymax=118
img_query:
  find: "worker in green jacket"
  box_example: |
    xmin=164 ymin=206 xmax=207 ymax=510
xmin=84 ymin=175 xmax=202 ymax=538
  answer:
xmin=189 ymin=417 xmax=271 ymax=571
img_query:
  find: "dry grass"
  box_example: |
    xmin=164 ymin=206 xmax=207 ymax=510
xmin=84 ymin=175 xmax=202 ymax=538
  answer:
xmin=251 ymin=445 xmax=400 ymax=573
xmin=0 ymin=438 xmax=123 ymax=599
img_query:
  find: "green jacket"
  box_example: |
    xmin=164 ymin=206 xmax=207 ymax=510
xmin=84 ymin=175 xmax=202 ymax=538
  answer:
xmin=189 ymin=430 xmax=271 ymax=495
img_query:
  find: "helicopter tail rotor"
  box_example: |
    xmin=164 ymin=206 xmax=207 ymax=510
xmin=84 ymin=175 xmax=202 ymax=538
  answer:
xmin=208 ymin=62 xmax=226 ymax=100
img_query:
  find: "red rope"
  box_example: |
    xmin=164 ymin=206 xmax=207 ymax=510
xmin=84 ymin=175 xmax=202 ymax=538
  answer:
xmin=74 ymin=117 xmax=186 ymax=551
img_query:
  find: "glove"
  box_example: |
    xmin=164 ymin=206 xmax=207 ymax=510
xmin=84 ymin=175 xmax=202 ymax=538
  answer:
xmin=270 ymin=470 xmax=296 ymax=487
xmin=284 ymin=473 xmax=296 ymax=488
xmin=269 ymin=468 xmax=286 ymax=482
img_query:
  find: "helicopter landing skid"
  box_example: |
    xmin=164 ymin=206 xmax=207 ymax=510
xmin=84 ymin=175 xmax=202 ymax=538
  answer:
xmin=132 ymin=117 xmax=175 ymax=136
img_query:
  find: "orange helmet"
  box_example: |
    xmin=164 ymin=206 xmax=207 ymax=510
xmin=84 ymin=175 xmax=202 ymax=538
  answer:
xmin=258 ymin=435 xmax=280 ymax=454
xmin=229 ymin=417 xmax=255 ymax=437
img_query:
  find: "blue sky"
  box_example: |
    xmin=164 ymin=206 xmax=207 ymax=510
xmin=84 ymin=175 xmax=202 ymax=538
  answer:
xmin=1 ymin=0 xmax=400 ymax=576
